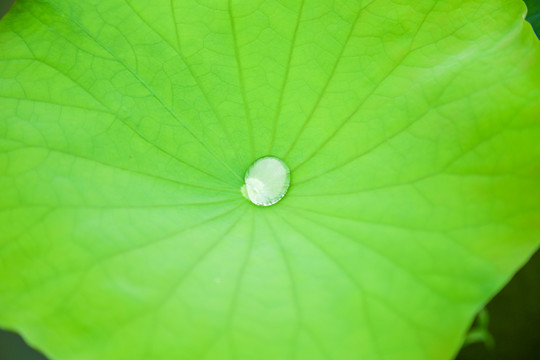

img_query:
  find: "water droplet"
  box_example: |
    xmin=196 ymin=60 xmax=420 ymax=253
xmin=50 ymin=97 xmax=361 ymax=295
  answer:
xmin=241 ymin=156 xmax=290 ymax=206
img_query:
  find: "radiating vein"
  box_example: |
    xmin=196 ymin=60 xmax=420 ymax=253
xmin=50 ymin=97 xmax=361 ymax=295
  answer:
xmin=125 ymin=0 xmax=244 ymax=171
xmin=293 ymin=103 xmax=517 ymax=192
xmin=2 ymin=53 xmax=231 ymax=188
xmin=134 ymin=206 xmax=248 ymax=359
xmin=275 ymin=210 xmax=440 ymax=354
xmin=2 ymin=141 xmax=238 ymax=193
xmin=281 ymin=207 xmax=462 ymax=306
xmin=262 ymin=212 xmax=302 ymax=359
xmin=282 ymin=0 xmax=375 ymax=159
xmin=228 ymin=0 xmax=255 ymax=159
xmin=224 ymin=206 xmax=255 ymax=360
xmin=16 ymin=202 xmax=246 ymax=316
xmin=267 ymin=0 xmax=306 ymax=155
xmin=282 ymin=204 xmax=493 ymax=273
xmin=28 ymin=7 xmax=242 ymax=183
xmin=291 ymin=1 xmax=441 ymax=172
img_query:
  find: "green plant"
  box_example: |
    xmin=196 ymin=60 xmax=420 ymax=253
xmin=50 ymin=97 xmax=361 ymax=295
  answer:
xmin=0 ymin=0 xmax=539 ymax=359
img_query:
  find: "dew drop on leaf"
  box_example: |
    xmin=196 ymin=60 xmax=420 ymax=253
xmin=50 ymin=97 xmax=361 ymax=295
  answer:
xmin=241 ymin=156 xmax=290 ymax=206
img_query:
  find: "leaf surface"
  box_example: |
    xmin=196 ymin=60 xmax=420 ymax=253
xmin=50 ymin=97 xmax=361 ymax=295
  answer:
xmin=0 ymin=1 xmax=539 ymax=360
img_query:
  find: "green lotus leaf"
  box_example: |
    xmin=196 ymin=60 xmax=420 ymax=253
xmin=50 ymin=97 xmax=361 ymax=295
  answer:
xmin=1 ymin=0 xmax=539 ymax=359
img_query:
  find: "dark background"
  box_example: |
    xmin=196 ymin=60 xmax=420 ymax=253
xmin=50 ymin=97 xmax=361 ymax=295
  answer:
xmin=0 ymin=0 xmax=539 ymax=359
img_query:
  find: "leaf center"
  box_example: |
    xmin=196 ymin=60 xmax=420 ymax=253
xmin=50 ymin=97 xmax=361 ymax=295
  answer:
xmin=241 ymin=156 xmax=290 ymax=206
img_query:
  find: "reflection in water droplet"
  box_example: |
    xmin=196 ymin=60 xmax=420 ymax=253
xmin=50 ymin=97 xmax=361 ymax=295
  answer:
xmin=241 ymin=156 xmax=290 ymax=206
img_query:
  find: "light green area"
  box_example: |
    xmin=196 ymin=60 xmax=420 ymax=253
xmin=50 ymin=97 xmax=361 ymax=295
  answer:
xmin=0 ymin=0 xmax=539 ymax=360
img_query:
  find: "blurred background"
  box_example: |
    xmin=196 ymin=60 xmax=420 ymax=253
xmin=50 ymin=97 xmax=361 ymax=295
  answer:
xmin=0 ymin=0 xmax=539 ymax=359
